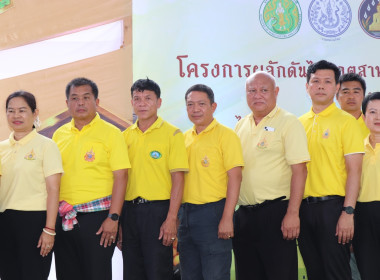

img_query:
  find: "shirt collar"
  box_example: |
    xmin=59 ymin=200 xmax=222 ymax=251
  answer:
xmin=191 ymin=119 xmax=218 ymax=135
xmin=364 ymin=134 xmax=370 ymax=148
xmin=364 ymin=134 xmax=380 ymax=151
xmin=131 ymin=116 xmax=164 ymax=133
xmin=305 ymin=102 xmax=338 ymax=118
xmin=9 ymin=129 xmax=37 ymax=146
xmin=249 ymin=106 xmax=279 ymax=123
xmin=70 ymin=113 xmax=100 ymax=132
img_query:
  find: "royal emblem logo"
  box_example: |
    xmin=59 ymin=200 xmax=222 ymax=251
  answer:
xmin=322 ymin=128 xmax=330 ymax=139
xmin=150 ymin=150 xmax=162 ymax=159
xmin=0 ymin=0 xmax=13 ymax=15
xmin=24 ymin=149 xmax=36 ymax=160
xmin=257 ymin=138 xmax=268 ymax=149
xmin=259 ymin=0 xmax=302 ymax=39
xmin=359 ymin=0 xmax=380 ymax=39
xmin=308 ymin=0 xmax=352 ymax=38
xmin=201 ymin=156 xmax=210 ymax=167
xmin=84 ymin=149 xmax=95 ymax=162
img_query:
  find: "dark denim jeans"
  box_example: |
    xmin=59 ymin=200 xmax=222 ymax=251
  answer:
xmin=178 ymin=199 xmax=231 ymax=280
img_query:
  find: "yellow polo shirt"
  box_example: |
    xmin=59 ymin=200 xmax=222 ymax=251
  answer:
xmin=358 ymin=136 xmax=380 ymax=202
xmin=0 ymin=129 xmax=63 ymax=212
xmin=53 ymin=113 xmax=130 ymax=205
xmin=124 ymin=117 xmax=189 ymax=201
xmin=299 ymin=103 xmax=364 ymax=197
xmin=357 ymin=114 xmax=370 ymax=140
xmin=235 ymin=106 xmax=310 ymax=205
xmin=183 ymin=119 xmax=244 ymax=204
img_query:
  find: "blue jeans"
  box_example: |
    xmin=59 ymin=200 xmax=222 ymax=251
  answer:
xmin=178 ymin=199 xmax=232 ymax=280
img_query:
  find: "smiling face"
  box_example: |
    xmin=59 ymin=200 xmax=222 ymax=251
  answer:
xmin=337 ymin=81 xmax=364 ymax=117
xmin=6 ymin=96 xmax=38 ymax=134
xmin=364 ymin=99 xmax=380 ymax=134
xmin=186 ymin=90 xmax=216 ymax=133
xmin=306 ymin=69 xmax=340 ymax=108
xmin=66 ymin=84 xmax=99 ymax=125
xmin=246 ymin=72 xmax=278 ymax=120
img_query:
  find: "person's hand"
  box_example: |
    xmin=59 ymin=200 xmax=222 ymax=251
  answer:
xmin=218 ymin=215 xmax=234 ymax=240
xmin=336 ymin=212 xmax=354 ymax=244
xmin=37 ymin=230 xmax=55 ymax=257
xmin=96 ymin=218 xmax=118 ymax=247
xmin=159 ymin=217 xmax=177 ymax=246
xmin=281 ymin=212 xmax=300 ymax=240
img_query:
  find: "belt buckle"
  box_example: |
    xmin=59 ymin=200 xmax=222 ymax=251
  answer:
xmin=134 ymin=197 xmax=149 ymax=204
xmin=132 ymin=197 xmax=142 ymax=204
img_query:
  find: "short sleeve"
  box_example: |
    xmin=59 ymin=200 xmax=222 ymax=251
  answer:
xmin=342 ymin=118 xmax=365 ymax=155
xmin=283 ymin=117 xmax=310 ymax=165
xmin=221 ymin=129 xmax=244 ymax=171
xmin=168 ymin=129 xmax=189 ymax=172
xmin=43 ymin=140 xmax=64 ymax=177
xmin=109 ymin=129 xmax=131 ymax=171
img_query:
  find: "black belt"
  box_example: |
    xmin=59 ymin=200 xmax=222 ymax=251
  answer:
xmin=126 ymin=197 xmax=168 ymax=205
xmin=304 ymin=195 xmax=342 ymax=204
xmin=241 ymin=196 xmax=286 ymax=210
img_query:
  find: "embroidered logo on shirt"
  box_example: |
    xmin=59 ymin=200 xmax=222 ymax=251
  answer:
xmin=201 ymin=156 xmax=210 ymax=167
xmin=322 ymin=129 xmax=330 ymax=139
xmin=257 ymin=138 xmax=268 ymax=149
xmin=150 ymin=150 xmax=162 ymax=159
xmin=24 ymin=149 xmax=36 ymax=160
xmin=84 ymin=148 xmax=95 ymax=162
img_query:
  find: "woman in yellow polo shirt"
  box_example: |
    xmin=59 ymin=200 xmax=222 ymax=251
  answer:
xmin=0 ymin=91 xmax=63 ymax=280
xmin=353 ymin=91 xmax=380 ymax=280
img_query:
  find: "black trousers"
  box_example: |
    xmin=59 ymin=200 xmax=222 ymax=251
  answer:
xmin=54 ymin=210 xmax=115 ymax=280
xmin=353 ymin=201 xmax=380 ymax=280
xmin=232 ymin=200 xmax=297 ymax=280
xmin=298 ymin=197 xmax=351 ymax=280
xmin=121 ymin=200 xmax=173 ymax=280
xmin=0 ymin=210 xmax=52 ymax=280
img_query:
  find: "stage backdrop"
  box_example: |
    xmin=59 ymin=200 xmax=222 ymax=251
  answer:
xmin=0 ymin=0 xmax=133 ymax=139
xmin=132 ymin=1 xmax=380 ymax=279
xmin=133 ymin=0 xmax=380 ymax=132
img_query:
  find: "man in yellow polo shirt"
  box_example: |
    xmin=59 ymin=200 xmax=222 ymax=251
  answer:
xmin=337 ymin=73 xmax=369 ymax=140
xmin=178 ymin=84 xmax=244 ymax=280
xmin=352 ymin=92 xmax=380 ymax=279
xmin=53 ymin=77 xmax=130 ymax=280
xmin=298 ymin=60 xmax=364 ymax=280
xmin=336 ymin=73 xmax=367 ymax=280
xmin=233 ymin=71 xmax=309 ymax=280
xmin=121 ymin=78 xmax=189 ymax=280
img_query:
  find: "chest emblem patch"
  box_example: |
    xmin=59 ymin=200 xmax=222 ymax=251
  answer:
xmin=150 ymin=150 xmax=162 ymax=159
xmin=257 ymin=137 xmax=268 ymax=149
xmin=322 ymin=129 xmax=330 ymax=139
xmin=24 ymin=149 xmax=36 ymax=160
xmin=84 ymin=149 xmax=95 ymax=162
xmin=201 ymin=156 xmax=210 ymax=167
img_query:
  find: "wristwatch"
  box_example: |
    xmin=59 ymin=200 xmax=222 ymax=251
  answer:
xmin=108 ymin=213 xmax=120 ymax=221
xmin=342 ymin=206 xmax=355 ymax=214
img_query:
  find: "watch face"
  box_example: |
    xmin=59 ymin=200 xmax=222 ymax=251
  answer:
xmin=343 ymin=206 xmax=354 ymax=214
xmin=109 ymin=213 xmax=119 ymax=221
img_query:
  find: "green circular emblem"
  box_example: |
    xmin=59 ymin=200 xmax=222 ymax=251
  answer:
xmin=150 ymin=150 xmax=162 ymax=159
xmin=259 ymin=0 xmax=302 ymax=39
